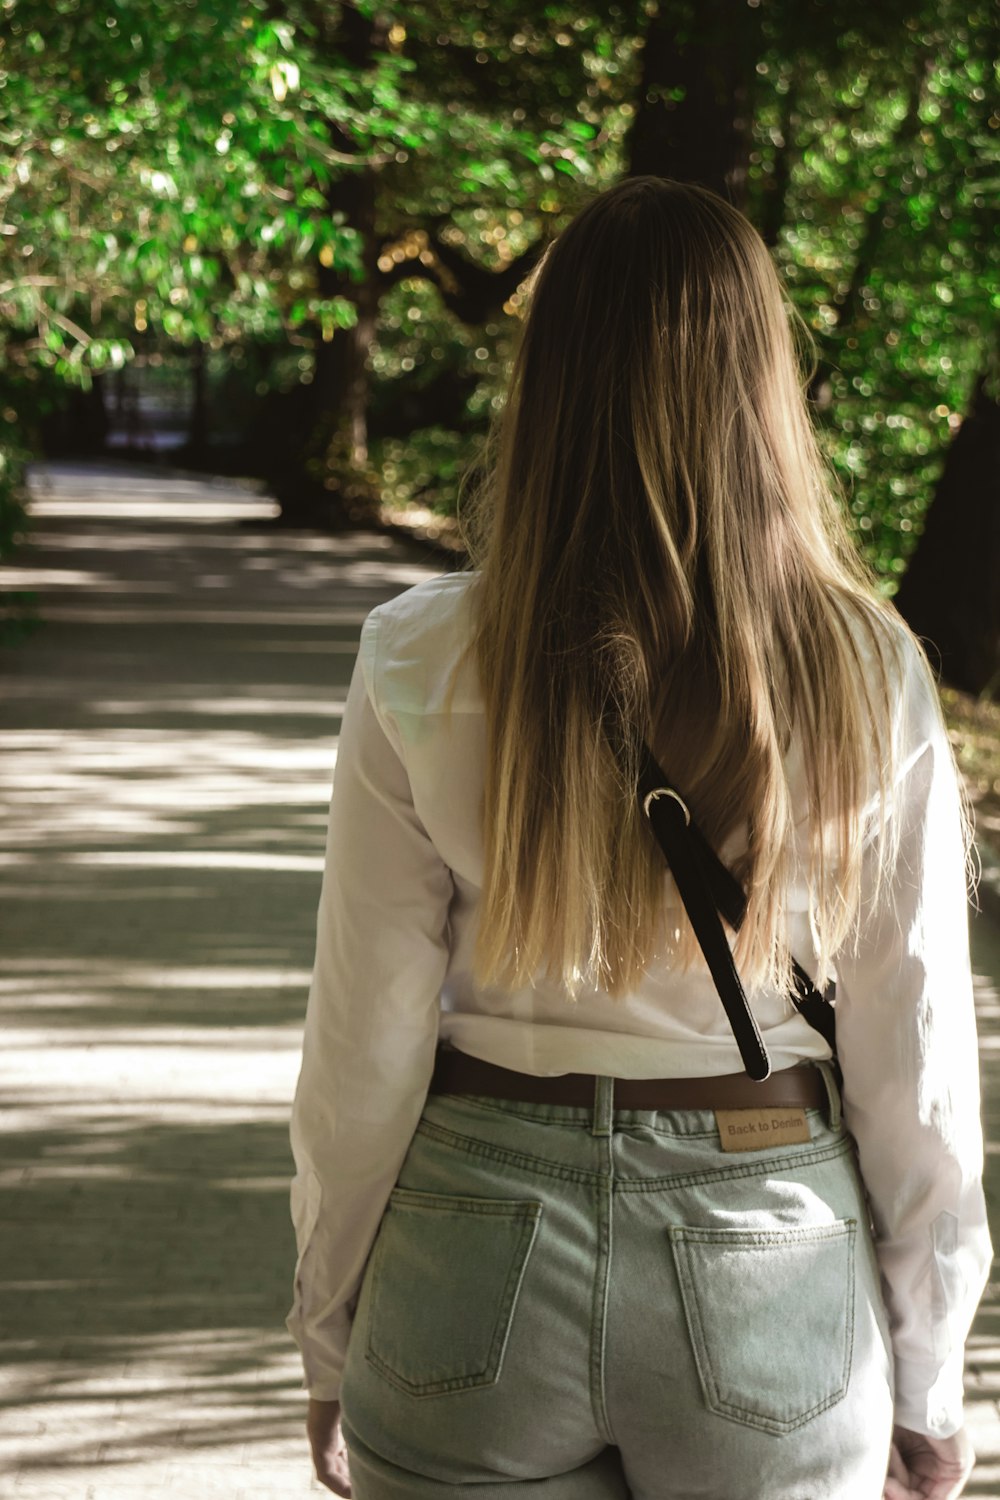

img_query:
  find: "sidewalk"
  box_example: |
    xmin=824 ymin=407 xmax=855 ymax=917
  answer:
xmin=0 ymin=462 xmax=440 ymax=1498
xmin=1 ymin=461 xmax=999 ymax=1498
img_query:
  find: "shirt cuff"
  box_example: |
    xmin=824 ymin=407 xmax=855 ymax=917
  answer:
xmin=892 ymin=1350 xmax=967 ymax=1438
xmin=286 ymin=1300 xmax=351 ymax=1406
xmin=304 ymin=1378 xmax=344 ymax=1403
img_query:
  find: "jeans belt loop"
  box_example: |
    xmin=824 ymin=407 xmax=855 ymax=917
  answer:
xmin=814 ymin=1060 xmax=842 ymax=1130
xmin=591 ymin=1076 xmax=614 ymax=1138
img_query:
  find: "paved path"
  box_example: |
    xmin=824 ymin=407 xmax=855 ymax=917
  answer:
xmin=0 ymin=463 xmax=438 ymax=1498
xmin=1 ymin=461 xmax=999 ymax=1498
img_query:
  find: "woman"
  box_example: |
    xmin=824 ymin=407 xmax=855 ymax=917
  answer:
xmin=286 ymin=177 xmax=991 ymax=1500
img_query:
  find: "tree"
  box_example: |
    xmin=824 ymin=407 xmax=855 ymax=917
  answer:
xmin=0 ymin=0 xmax=625 ymax=516
xmin=894 ymin=368 xmax=1000 ymax=695
xmin=1 ymin=0 xmax=997 ymax=691
xmin=625 ymin=0 xmax=763 ymax=202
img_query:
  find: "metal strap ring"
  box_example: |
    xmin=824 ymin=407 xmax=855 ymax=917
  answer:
xmin=642 ymin=787 xmax=691 ymax=825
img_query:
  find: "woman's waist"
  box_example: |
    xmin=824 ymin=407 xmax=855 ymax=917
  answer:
xmin=437 ymin=1011 xmax=832 ymax=1081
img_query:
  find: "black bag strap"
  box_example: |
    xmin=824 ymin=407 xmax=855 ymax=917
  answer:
xmin=790 ymin=958 xmax=837 ymax=1055
xmin=637 ymin=741 xmax=837 ymax=1080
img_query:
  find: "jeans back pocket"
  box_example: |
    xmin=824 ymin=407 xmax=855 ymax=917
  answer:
xmin=365 ymin=1188 xmax=542 ymax=1398
xmin=669 ymin=1219 xmax=856 ymax=1434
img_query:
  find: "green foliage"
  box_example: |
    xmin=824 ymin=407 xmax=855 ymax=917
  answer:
xmin=0 ymin=0 xmax=996 ymax=584
xmin=751 ymin=1 xmax=999 ymax=582
xmin=0 ymin=0 xmax=613 ymax=366
xmin=0 ymin=0 xmax=371 ymax=361
xmin=371 ymin=426 xmax=476 ymax=516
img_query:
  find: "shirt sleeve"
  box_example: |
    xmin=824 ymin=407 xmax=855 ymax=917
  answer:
xmin=285 ymin=608 xmax=453 ymax=1401
xmin=835 ymin=646 xmax=992 ymax=1439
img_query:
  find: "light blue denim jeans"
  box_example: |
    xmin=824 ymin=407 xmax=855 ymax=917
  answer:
xmin=340 ymin=1065 xmax=894 ymax=1499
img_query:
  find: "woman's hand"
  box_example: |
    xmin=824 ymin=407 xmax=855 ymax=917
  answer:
xmin=884 ymin=1423 xmax=975 ymax=1500
xmin=306 ymin=1397 xmax=352 ymax=1496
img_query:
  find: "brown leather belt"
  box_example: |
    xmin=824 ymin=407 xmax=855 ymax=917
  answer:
xmin=429 ymin=1048 xmax=828 ymax=1112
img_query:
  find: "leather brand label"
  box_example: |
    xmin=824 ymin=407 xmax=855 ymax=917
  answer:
xmin=714 ymin=1108 xmax=811 ymax=1152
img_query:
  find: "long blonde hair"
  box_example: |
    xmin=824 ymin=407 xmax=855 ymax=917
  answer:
xmin=463 ymin=176 xmax=915 ymax=1000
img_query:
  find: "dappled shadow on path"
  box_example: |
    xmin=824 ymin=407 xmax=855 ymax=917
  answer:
xmin=2 ymin=1109 xmax=308 ymax=1477
xmin=0 ymin=462 xmax=443 ymax=1493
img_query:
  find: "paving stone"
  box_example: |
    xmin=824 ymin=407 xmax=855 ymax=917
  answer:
xmin=37 ymin=1490 xmax=168 ymax=1500
xmin=234 ymin=1487 xmax=324 ymax=1499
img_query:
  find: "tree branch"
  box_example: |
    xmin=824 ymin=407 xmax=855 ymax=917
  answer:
xmin=372 ymin=220 xmax=548 ymax=324
xmin=41 ymin=306 xmax=93 ymax=346
xmin=421 ymin=228 xmax=546 ymax=322
xmin=760 ymin=77 xmax=798 ymax=250
xmin=830 ymin=51 xmax=934 ymax=334
xmin=0 ymin=275 xmax=66 ymax=297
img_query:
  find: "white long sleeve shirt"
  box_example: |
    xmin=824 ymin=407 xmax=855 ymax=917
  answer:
xmin=286 ymin=570 xmax=991 ymax=1438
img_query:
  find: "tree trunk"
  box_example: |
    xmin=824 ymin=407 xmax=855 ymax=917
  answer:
xmin=310 ymin=161 xmax=380 ymax=476
xmin=59 ymin=374 xmax=109 ymax=455
xmin=759 ymin=78 xmax=798 ymax=250
xmin=625 ymin=0 xmax=763 ymax=209
xmin=807 ymin=51 xmax=933 ymax=408
xmin=188 ymin=340 xmax=209 ymax=454
xmin=273 ymin=2 xmax=385 ymax=525
xmin=894 ymin=372 xmax=1000 ymax=697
